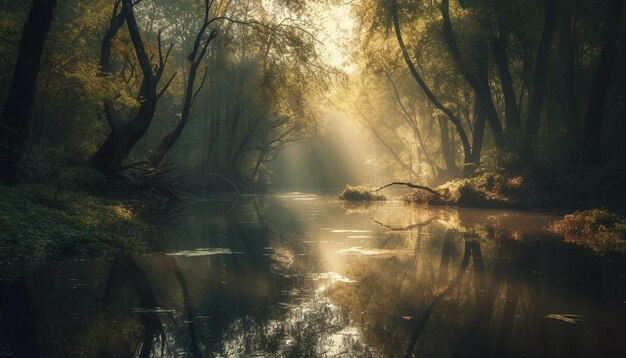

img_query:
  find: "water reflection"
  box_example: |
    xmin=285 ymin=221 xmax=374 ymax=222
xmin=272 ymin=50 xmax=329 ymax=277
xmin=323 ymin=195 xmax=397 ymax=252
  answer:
xmin=1 ymin=194 xmax=625 ymax=357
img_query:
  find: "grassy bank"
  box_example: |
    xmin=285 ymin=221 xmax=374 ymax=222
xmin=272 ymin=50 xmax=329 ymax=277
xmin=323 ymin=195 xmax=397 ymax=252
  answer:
xmin=402 ymin=169 xmax=546 ymax=209
xmin=338 ymin=170 xmax=540 ymax=209
xmin=0 ymin=150 xmax=161 ymax=277
xmin=338 ymin=185 xmax=386 ymax=201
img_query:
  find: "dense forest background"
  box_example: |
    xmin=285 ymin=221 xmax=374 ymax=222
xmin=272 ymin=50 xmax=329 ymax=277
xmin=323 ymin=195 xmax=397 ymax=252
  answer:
xmin=342 ymin=0 xmax=626 ymax=208
xmin=2 ymin=2 xmax=626 ymax=356
xmin=1 ymin=0 xmax=625 ymax=208
xmin=0 ymin=0 xmax=339 ymax=190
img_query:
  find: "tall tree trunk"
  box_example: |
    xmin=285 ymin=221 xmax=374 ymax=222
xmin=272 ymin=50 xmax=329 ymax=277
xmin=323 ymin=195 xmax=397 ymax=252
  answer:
xmin=559 ymin=6 xmax=580 ymax=134
xmin=151 ymin=0 xmax=218 ymax=168
xmin=390 ymin=0 xmax=472 ymax=169
xmin=0 ymin=0 xmax=57 ymax=183
xmin=92 ymin=0 xmax=163 ymax=177
xmin=440 ymin=0 xmax=504 ymax=137
xmin=490 ymin=3 xmax=521 ymax=130
xmin=439 ymin=118 xmax=457 ymax=173
xmin=583 ymin=0 xmax=623 ymax=162
xmin=526 ymin=0 xmax=558 ymax=135
xmin=467 ymin=98 xmax=486 ymax=175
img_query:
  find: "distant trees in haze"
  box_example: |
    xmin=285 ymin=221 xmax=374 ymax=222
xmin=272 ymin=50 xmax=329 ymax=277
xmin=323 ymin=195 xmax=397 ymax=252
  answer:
xmin=0 ymin=0 xmax=332 ymax=189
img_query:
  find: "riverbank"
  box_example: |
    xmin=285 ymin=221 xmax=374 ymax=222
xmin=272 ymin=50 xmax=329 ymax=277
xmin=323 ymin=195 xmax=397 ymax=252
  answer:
xmin=338 ymin=167 xmax=626 ymax=253
xmin=340 ymin=161 xmax=626 ymax=212
xmin=0 ymin=151 xmax=161 ymax=278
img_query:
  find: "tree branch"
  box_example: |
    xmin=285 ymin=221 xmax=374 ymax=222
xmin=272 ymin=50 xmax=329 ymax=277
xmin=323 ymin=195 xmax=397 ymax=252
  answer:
xmin=375 ymin=182 xmax=439 ymax=196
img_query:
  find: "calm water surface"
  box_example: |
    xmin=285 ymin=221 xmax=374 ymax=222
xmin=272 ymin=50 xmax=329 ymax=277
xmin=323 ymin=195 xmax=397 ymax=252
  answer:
xmin=2 ymin=193 xmax=626 ymax=357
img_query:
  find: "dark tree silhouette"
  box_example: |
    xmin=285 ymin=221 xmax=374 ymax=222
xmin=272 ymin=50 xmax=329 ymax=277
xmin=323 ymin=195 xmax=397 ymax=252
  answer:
xmin=583 ymin=0 xmax=623 ymax=162
xmin=0 ymin=0 xmax=57 ymax=183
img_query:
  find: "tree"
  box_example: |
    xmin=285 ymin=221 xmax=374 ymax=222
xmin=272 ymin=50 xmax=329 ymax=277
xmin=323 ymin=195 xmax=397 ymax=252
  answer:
xmin=91 ymin=0 xmax=174 ymax=177
xmin=525 ymin=0 xmax=558 ymax=135
xmin=0 ymin=0 xmax=57 ymax=183
xmin=388 ymin=0 xmax=473 ymax=172
xmin=149 ymin=0 xmax=219 ymax=168
xmin=583 ymin=0 xmax=623 ymax=162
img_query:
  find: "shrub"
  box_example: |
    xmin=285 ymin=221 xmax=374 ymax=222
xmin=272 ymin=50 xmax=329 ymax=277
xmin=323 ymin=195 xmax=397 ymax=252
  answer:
xmin=338 ymin=185 xmax=386 ymax=201
xmin=549 ymin=209 xmax=626 ymax=252
xmin=402 ymin=190 xmax=437 ymax=205
xmin=456 ymin=182 xmax=490 ymax=207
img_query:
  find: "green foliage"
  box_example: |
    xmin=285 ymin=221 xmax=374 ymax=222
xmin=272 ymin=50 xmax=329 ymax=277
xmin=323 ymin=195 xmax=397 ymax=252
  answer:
xmin=402 ymin=189 xmax=437 ymax=205
xmin=549 ymin=209 xmax=626 ymax=252
xmin=338 ymin=185 xmax=386 ymax=201
xmin=401 ymin=168 xmax=543 ymax=209
xmin=456 ymin=181 xmax=489 ymax=207
xmin=0 ymin=150 xmax=159 ymax=277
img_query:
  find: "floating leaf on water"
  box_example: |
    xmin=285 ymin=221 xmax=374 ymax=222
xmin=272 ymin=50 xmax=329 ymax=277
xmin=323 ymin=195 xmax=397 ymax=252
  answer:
xmin=335 ymin=247 xmax=401 ymax=256
xmin=542 ymin=313 xmax=585 ymax=324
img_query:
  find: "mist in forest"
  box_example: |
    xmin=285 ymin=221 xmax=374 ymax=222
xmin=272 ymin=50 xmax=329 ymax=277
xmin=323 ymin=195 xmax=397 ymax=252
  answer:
xmin=269 ymin=110 xmax=383 ymax=193
xmin=1 ymin=0 xmax=626 ymax=357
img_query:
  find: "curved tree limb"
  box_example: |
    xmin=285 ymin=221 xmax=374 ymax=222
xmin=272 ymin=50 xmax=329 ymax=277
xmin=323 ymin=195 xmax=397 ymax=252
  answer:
xmin=375 ymin=181 xmax=439 ymax=196
xmin=440 ymin=0 xmax=503 ymax=135
xmin=389 ymin=0 xmax=472 ymax=166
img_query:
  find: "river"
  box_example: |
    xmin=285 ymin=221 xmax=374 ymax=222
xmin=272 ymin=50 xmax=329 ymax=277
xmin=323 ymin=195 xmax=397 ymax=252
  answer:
xmin=3 ymin=193 xmax=626 ymax=357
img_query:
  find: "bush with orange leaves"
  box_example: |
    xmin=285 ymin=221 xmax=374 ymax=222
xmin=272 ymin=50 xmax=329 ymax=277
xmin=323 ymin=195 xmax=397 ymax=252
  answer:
xmin=549 ymin=209 xmax=626 ymax=252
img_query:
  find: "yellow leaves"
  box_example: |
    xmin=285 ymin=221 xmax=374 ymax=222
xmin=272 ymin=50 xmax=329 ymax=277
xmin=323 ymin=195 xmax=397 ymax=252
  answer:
xmin=549 ymin=209 xmax=626 ymax=252
xmin=63 ymin=61 xmax=139 ymax=108
xmin=112 ymin=205 xmax=134 ymax=221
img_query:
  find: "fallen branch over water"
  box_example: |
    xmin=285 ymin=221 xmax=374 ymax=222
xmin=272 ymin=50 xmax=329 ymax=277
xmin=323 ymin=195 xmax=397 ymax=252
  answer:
xmin=375 ymin=182 xmax=440 ymax=196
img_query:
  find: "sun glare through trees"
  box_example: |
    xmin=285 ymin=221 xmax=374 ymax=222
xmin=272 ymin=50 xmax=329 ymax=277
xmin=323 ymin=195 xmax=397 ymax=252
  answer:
xmin=1 ymin=0 xmax=626 ymax=357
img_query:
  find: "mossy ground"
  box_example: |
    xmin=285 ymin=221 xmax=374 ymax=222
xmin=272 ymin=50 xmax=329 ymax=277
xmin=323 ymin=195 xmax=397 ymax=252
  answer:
xmin=0 ymin=149 xmax=160 ymax=277
xmin=338 ymin=185 xmax=386 ymax=201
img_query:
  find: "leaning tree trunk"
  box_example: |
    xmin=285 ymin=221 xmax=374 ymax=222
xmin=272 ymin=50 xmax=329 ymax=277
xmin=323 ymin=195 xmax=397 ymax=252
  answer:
xmin=92 ymin=0 xmax=164 ymax=177
xmin=440 ymin=0 xmax=504 ymax=137
xmin=389 ymin=0 xmax=473 ymax=170
xmin=583 ymin=0 xmax=623 ymax=163
xmin=0 ymin=0 xmax=57 ymax=183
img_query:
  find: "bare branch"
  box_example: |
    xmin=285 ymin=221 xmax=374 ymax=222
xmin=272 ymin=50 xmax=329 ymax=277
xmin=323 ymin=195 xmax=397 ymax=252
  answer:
xmin=157 ymin=71 xmax=177 ymax=101
xmin=191 ymin=66 xmax=208 ymax=104
xmin=375 ymin=182 xmax=440 ymax=196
